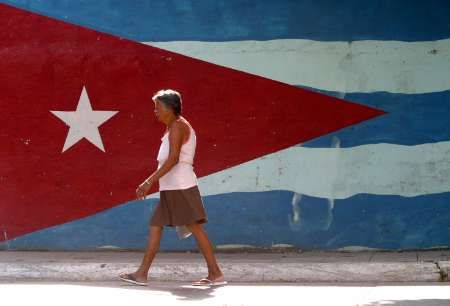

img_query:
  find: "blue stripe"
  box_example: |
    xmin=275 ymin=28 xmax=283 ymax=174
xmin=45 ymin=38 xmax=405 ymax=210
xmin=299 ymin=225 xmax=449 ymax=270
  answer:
xmin=4 ymin=190 xmax=450 ymax=251
xmin=299 ymin=88 xmax=450 ymax=148
xmin=2 ymin=0 xmax=450 ymax=42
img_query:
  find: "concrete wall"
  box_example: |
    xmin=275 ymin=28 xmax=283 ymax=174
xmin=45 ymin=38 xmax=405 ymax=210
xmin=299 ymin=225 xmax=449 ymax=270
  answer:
xmin=1 ymin=0 xmax=450 ymax=251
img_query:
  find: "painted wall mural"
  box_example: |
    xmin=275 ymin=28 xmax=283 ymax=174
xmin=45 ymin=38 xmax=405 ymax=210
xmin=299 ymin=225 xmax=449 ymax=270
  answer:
xmin=0 ymin=0 xmax=449 ymax=251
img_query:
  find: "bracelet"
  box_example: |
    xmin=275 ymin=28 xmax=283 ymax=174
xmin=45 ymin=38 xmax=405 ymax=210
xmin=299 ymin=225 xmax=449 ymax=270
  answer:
xmin=143 ymin=180 xmax=151 ymax=186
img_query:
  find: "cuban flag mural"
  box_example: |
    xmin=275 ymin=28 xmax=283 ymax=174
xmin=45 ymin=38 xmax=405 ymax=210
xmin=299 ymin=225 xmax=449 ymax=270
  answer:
xmin=0 ymin=1 xmax=449 ymax=251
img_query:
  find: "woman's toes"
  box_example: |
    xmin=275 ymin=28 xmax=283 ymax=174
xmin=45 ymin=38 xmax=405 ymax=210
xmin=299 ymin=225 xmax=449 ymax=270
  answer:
xmin=119 ymin=272 xmax=132 ymax=278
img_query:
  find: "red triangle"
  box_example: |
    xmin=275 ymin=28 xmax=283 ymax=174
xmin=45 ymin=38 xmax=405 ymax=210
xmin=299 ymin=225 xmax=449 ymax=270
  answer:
xmin=0 ymin=4 xmax=386 ymax=240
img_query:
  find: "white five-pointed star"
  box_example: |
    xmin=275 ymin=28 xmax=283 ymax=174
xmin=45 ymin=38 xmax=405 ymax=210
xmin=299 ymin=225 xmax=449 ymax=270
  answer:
xmin=50 ymin=86 xmax=118 ymax=153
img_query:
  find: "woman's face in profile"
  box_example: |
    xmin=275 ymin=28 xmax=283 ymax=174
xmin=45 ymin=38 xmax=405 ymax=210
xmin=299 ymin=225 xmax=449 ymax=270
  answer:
xmin=153 ymin=99 xmax=168 ymax=122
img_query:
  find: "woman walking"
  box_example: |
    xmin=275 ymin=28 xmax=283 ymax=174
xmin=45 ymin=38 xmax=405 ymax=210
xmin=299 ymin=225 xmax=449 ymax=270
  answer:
xmin=119 ymin=89 xmax=226 ymax=286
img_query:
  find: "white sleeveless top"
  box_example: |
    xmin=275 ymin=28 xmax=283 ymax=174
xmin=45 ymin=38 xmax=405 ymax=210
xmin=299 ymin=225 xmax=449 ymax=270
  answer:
xmin=156 ymin=122 xmax=198 ymax=191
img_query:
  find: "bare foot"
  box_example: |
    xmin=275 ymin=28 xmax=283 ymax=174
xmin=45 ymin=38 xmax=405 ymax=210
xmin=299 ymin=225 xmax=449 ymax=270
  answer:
xmin=207 ymin=269 xmax=224 ymax=281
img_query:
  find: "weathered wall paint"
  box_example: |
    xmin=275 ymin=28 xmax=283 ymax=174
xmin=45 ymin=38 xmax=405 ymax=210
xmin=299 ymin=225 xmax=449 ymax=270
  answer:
xmin=1 ymin=0 xmax=449 ymax=251
xmin=145 ymin=39 xmax=450 ymax=94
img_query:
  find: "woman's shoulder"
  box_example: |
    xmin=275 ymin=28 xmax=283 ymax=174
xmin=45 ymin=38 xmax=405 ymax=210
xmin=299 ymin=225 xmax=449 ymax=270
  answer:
xmin=175 ymin=116 xmax=194 ymax=131
xmin=167 ymin=118 xmax=194 ymax=140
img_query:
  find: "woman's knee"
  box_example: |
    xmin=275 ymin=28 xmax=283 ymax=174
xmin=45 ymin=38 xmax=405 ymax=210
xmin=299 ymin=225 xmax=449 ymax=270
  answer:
xmin=150 ymin=225 xmax=164 ymax=235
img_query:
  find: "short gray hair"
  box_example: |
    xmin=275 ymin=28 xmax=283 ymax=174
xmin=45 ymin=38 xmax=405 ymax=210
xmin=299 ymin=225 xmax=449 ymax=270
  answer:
xmin=152 ymin=89 xmax=182 ymax=116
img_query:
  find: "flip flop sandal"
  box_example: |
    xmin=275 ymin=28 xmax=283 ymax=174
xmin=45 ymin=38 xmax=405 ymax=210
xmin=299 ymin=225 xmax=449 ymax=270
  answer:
xmin=192 ymin=278 xmax=212 ymax=286
xmin=192 ymin=276 xmax=228 ymax=286
xmin=119 ymin=272 xmax=148 ymax=286
xmin=210 ymin=276 xmax=228 ymax=286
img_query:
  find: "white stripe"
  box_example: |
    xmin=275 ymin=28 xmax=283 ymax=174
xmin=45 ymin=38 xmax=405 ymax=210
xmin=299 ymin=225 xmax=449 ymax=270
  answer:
xmin=146 ymin=141 xmax=450 ymax=200
xmin=143 ymin=38 xmax=450 ymax=94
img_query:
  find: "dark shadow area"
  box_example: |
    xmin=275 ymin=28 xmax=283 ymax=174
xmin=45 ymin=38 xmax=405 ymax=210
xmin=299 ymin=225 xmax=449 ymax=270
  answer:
xmin=0 ymin=279 xmax=226 ymax=302
xmin=362 ymin=299 xmax=450 ymax=306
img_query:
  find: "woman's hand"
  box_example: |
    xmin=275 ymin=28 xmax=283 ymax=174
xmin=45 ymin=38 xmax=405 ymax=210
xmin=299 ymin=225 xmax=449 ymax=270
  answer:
xmin=136 ymin=177 xmax=155 ymax=200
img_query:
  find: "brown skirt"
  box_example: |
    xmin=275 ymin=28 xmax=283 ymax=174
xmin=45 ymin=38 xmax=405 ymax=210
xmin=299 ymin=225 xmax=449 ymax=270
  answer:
xmin=149 ymin=185 xmax=208 ymax=238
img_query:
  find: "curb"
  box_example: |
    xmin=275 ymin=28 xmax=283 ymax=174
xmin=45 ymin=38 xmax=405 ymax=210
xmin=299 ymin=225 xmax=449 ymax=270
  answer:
xmin=0 ymin=260 xmax=444 ymax=283
xmin=437 ymin=261 xmax=450 ymax=281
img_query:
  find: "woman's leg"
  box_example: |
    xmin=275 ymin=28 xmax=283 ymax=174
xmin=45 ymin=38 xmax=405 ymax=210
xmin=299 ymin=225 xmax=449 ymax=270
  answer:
xmin=120 ymin=225 xmax=163 ymax=282
xmin=187 ymin=223 xmax=223 ymax=279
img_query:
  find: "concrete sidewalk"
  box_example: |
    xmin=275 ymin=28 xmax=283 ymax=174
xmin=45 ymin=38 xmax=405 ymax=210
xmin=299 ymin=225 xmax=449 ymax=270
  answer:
xmin=1 ymin=249 xmax=449 ymax=283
